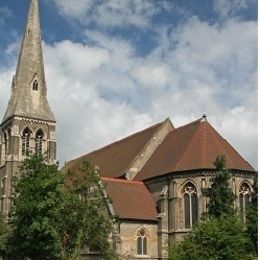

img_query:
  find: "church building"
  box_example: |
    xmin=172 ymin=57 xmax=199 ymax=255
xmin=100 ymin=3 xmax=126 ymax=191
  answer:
xmin=0 ymin=1 xmax=256 ymax=259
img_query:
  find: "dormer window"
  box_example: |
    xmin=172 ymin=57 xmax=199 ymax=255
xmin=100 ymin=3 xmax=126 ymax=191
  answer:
xmin=32 ymin=79 xmax=39 ymax=91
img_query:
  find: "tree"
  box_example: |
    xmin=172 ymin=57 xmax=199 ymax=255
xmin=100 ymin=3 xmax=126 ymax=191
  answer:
xmin=203 ymin=154 xmax=235 ymax=218
xmin=60 ymin=161 xmax=118 ymax=259
xmin=169 ymin=155 xmax=256 ymax=259
xmin=246 ymin=176 xmax=258 ymax=254
xmin=169 ymin=215 xmax=255 ymax=260
xmin=7 ymin=155 xmax=66 ymax=259
xmin=6 ymin=155 xmax=117 ymax=260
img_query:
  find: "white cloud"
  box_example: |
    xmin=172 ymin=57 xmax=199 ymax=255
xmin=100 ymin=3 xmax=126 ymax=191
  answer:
xmin=51 ymin=0 xmax=169 ymax=28
xmin=0 ymin=6 xmax=13 ymax=25
xmin=52 ymin=0 xmax=93 ymax=19
xmin=213 ymin=0 xmax=254 ymax=18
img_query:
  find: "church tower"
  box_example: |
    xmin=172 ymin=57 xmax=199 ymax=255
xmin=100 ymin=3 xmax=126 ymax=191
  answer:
xmin=0 ymin=0 xmax=56 ymax=216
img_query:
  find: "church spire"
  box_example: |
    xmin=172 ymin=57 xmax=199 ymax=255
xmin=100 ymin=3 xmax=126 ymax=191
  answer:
xmin=1 ymin=0 xmax=55 ymax=124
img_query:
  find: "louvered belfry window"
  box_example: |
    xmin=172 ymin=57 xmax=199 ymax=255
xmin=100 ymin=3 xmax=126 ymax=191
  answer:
xmin=35 ymin=129 xmax=44 ymax=155
xmin=22 ymin=128 xmax=30 ymax=156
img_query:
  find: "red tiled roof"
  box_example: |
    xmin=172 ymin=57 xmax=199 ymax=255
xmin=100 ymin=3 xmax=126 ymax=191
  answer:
xmin=135 ymin=118 xmax=255 ymax=180
xmin=63 ymin=122 xmax=164 ymax=178
xmin=102 ymin=177 xmax=157 ymax=221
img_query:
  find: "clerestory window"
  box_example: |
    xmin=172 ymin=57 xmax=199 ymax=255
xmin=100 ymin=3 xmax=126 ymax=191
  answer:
xmin=35 ymin=129 xmax=44 ymax=156
xmin=137 ymin=228 xmax=147 ymax=256
xmin=239 ymin=183 xmax=251 ymax=222
xmin=184 ymin=183 xmax=198 ymax=229
xmin=22 ymin=128 xmax=30 ymax=157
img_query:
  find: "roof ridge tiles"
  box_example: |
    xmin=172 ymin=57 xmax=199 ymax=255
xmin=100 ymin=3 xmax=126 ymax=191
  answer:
xmin=71 ymin=120 xmax=164 ymax=163
xmin=101 ymin=177 xmax=144 ymax=184
xmin=174 ymin=117 xmax=202 ymax=131
xmin=205 ymin=122 xmax=255 ymax=170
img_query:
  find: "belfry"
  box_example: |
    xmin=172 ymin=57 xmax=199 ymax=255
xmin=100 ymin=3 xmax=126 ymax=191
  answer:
xmin=0 ymin=0 xmax=56 ymax=216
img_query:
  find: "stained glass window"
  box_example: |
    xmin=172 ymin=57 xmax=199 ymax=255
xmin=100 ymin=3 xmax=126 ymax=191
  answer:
xmin=137 ymin=228 xmax=147 ymax=255
xmin=22 ymin=128 xmax=30 ymax=156
xmin=35 ymin=129 xmax=44 ymax=155
xmin=184 ymin=183 xmax=198 ymax=229
xmin=239 ymin=183 xmax=251 ymax=222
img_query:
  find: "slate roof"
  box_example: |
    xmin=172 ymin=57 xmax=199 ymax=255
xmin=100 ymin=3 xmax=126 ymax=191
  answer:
xmin=63 ymin=121 xmax=164 ymax=178
xmin=134 ymin=118 xmax=255 ymax=180
xmin=101 ymin=177 xmax=157 ymax=221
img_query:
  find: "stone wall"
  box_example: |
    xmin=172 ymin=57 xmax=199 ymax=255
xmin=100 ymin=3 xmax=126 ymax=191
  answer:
xmin=117 ymin=221 xmax=158 ymax=259
xmin=146 ymin=171 xmax=255 ymax=244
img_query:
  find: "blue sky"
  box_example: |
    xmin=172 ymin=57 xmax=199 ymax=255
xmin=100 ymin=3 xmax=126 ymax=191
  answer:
xmin=0 ymin=0 xmax=258 ymax=168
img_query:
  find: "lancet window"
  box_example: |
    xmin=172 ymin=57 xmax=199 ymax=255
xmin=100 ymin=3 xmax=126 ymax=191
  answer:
xmin=35 ymin=129 xmax=44 ymax=155
xmin=137 ymin=228 xmax=147 ymax=256
xmin=1 ymin=177 xmax=6 ymax=196
xmin=3 ymin=132 xmax=7 ymax=158
xmin=239 ymin=183 xmax=251 ymax=222
xmin=22 ymin=128 xmax=30 ymax=157
xmin=184 ymin=182 xmax=198 ymax=229
xmin=32 ymin=79 xmax=39 ymax=91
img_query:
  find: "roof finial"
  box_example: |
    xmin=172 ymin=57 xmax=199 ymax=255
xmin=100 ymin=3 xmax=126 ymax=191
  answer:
xmin=202 ymin=114 xmax=207 ymax=121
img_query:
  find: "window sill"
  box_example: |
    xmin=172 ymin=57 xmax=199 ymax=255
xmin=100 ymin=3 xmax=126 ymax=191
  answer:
xmin=135 ymin=255 xmax=150 ymax=259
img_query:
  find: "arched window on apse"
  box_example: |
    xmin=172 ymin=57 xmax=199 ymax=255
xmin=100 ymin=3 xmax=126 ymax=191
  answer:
xmin=32 ymin=79 xmax=39 ymax=91
xmin=184 ymin=182 xmax=198 ymax=229
xmin=22 ymin=128 xmax=30 ymax=157
xmin=7 ymin=129 xmax=11 ymax=154
xmin=35 ymin=129 xmax=44 ymax=156
xmin=137 ymin=228 xmax=147 ymax=256
xmin=1 ymin=177 xmax=6 ymax=197
xmin=239 ymin=183 xmax=251 ymax=222
xmin=3 ymin=132 xmax=7 ymax=157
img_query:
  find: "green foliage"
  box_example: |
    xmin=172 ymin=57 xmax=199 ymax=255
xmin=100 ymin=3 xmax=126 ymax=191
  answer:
xmin=61 ymin=161 xmax=118 ymax=259
xmin=169 ymin=215 xmax=255 ymax=260
xmin=7 ymin=155 xmax=65 ymax=259
xmin=203 ymin=155 xmax=235 ymax=218
xmin=6 ymin=155 xmax=117 ymax=260
xmin=0 ymin=213 xmax=9 ymax=257
xmin=246 ymin=177 xmax=258 ymax=254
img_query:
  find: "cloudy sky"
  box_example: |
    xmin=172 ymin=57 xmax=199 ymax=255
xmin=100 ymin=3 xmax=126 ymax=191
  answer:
xmin=0 ymin=0 xmax=257 ymax=168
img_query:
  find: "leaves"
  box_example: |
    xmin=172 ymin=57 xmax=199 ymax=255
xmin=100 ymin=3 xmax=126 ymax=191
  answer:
xmin=203 ymin=154 xmax=235 ymax=218
xmin=169 ymin=215 xmax=255 ymax=260
xmin=246 ymin=176 xmax=258 ymax=254
xmin=5 ymin=155 xmax=117 ymax=260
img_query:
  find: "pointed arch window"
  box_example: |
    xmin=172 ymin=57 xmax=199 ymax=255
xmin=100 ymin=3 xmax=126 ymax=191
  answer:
xmin=22 ymin=128 xmax=30 ymax=157
xmin=1 ymin=177 xmax=6 ymax=196
xmin=137 ymin=228 xmax=147 ymax=256
xmin=35 ymin=129 xmax=44 ymax=156
xmin=3 ymin=132 xmax=7 ymax=158
xmin=184 ymin=183 xmax=198 ymax=229
xmin=239 ymin=183 xmax=251 ymax=222
xmin=7 ymin=129 xmax=11 ymax=154
xmin=32 ymin=79 xmax=39 ymax=91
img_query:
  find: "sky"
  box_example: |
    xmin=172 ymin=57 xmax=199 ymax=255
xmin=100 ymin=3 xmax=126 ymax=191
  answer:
xmin=0 ymin=0 xmax=258 ymax=169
